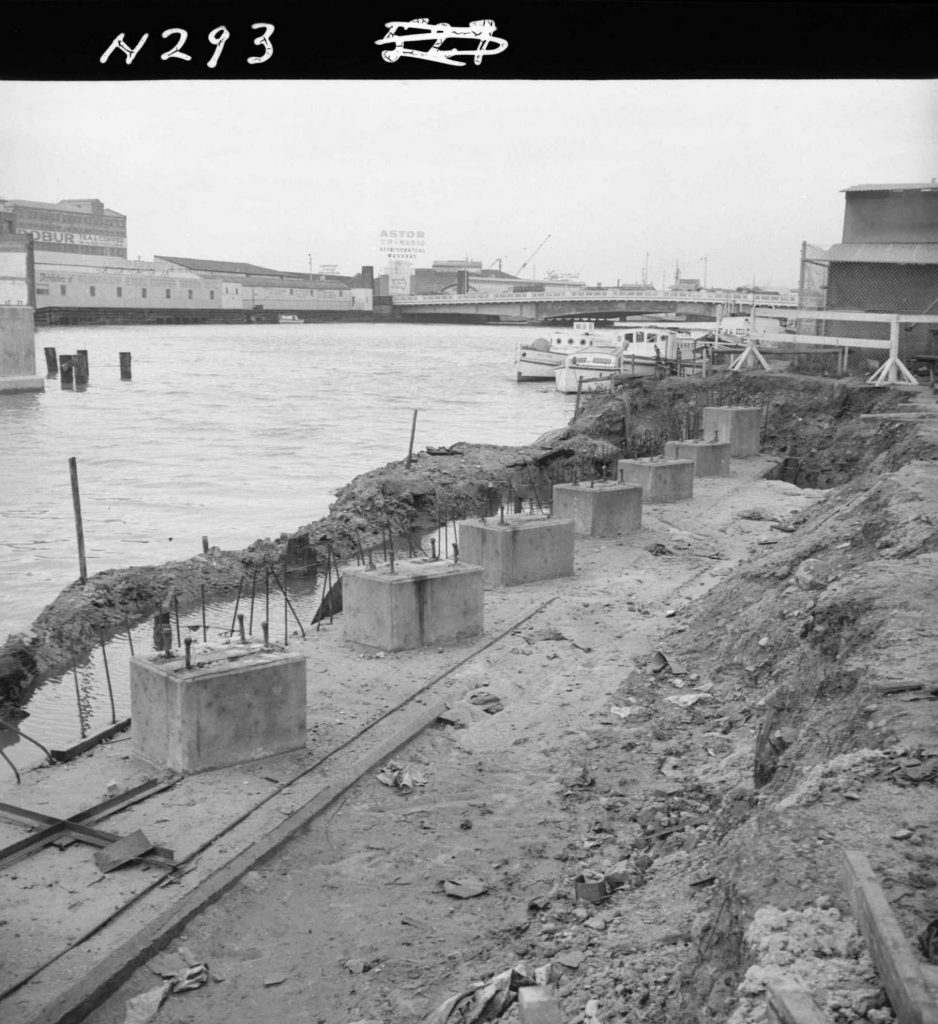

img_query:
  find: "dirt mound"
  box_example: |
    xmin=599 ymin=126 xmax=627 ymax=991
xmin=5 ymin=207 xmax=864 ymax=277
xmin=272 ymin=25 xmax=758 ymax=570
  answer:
xmin=631 ymin=451 xmax=938 ymax=1020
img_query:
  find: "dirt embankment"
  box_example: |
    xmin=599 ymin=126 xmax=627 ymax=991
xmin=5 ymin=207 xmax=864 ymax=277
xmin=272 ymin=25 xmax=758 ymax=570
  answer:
xmin=0 ymin=372 xmax=911 ymax=715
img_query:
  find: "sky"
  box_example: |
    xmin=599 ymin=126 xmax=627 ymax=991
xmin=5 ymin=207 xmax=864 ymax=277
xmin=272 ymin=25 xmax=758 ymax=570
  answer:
xmin=2 ymin=78 xmax=936 ymax=289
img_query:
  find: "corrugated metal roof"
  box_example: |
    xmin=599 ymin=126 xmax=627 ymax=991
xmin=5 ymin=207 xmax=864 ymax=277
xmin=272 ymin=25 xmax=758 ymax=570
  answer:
xmin=156 ymin=255 xmax=286 ymax=276
xmin=844 ymin=183 xmax=938 ymax=193
xmin=826 ymin=242 xmax=938 ymax=264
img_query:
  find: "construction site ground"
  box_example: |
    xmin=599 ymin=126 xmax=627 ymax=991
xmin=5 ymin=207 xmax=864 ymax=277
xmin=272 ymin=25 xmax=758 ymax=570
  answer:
xmin=1 ymin=380 xmax=937 ymax=1024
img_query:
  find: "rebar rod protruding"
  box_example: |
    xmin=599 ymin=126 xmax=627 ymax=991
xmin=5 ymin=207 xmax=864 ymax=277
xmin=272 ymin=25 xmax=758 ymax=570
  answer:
xmin=98 ymin=628 xmax=116 ymax=724
xmin=184 ymin=637 xmax=192 ymax=669
xmin=238 ymin=613 xmax=246 ymax=643
xmin=230 ymin=577 xmax=244 ymax=638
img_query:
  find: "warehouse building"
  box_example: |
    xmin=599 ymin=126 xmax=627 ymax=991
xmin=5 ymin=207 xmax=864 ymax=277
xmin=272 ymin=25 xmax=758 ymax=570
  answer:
xmin=822 ymin=182 xmax=938 ymax=356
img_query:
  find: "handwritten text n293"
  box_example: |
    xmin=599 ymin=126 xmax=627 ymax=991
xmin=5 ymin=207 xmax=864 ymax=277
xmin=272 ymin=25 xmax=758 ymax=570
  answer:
xmin=100 ymin=25 xmax=275 ymax=68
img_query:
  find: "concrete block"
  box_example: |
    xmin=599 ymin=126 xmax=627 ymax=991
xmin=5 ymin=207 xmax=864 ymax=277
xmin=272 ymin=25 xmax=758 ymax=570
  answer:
xmin=617 ymin=457 xmax=695 ymax=501
xmin=343 ymin=557 xmax=484 ymax=651
xmin=552 ymin=482 xmax=642 ymax=537
xmin=663 ymin=439 xmax=731 ymax=476
xmin=131 ymin=644 xmax=307 ymax=774
xmin=701 ymin=406 xmax=762 ymax=457
xmin=458 ymin=515 xmax=575 ymax=587
xmin=0 ymin=307 xmax=42 ymax=393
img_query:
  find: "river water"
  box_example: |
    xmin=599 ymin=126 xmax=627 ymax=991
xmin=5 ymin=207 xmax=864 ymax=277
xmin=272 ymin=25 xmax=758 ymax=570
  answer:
xmin=0 ymin=321 xmax=573 ymax=768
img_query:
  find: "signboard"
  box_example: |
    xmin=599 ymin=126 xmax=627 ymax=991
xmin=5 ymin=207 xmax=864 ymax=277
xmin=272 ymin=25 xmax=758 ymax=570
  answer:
xmin=319 ymin=264 xmax=338 ymax=275
xmin=378 ymin=229 xmax=426 ymax=260
xmin=26 ymin=230 xmax=125 ymax=249
xmin=387 ymin=258 xmax=413 ymax=295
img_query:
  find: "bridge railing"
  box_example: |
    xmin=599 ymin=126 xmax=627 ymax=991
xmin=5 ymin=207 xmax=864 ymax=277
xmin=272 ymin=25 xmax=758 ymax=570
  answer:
xmin=391 ymin=289 xmax=799 ymax=306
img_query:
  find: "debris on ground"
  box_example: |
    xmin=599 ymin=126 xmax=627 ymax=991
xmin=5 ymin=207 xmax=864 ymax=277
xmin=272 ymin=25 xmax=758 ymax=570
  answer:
xmin=376 ymin=762 xmax=427 ymax=791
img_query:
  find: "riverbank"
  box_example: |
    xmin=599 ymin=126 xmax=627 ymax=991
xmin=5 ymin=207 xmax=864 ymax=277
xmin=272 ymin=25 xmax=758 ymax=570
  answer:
xmin=0 ymin=371 xmax=906 ymax=711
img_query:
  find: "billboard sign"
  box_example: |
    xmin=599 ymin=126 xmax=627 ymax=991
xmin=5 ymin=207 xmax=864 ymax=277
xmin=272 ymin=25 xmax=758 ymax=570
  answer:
xmin=387 ymin=259 xmax=413 ymax=295
xmin=26 ymin=229 xmax=126 ymax=249
xmin=378 ymin=229 xmax=426 ymax=260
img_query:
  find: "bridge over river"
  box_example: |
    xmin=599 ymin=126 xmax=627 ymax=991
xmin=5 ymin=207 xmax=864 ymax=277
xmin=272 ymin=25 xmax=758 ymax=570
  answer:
xmin=391 ymin=287 xmax=800 ymax=323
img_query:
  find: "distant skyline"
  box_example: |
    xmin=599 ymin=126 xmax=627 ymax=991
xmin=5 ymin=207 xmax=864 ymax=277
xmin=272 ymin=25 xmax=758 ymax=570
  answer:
xmin=2 ymin=78 xmax=935 ymax=289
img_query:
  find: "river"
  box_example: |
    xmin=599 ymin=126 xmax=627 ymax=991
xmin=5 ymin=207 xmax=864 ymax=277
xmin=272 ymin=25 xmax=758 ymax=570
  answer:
xmin=0 ymin=320 xmax=573 ymax=768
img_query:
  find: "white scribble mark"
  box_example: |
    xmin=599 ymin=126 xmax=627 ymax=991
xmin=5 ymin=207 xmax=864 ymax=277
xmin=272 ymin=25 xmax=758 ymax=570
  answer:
xmin=375 ymin=19 xmax=507 ymax=67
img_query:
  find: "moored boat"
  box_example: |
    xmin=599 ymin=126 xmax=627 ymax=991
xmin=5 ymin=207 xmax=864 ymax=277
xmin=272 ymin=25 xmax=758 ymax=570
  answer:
xmin=554 ymin=348 xmax=624 ymax=393
xmin=514 ymin=320 xmax=623 ymax=381
xmin=278 ymin=313 xmax=303 ymax=324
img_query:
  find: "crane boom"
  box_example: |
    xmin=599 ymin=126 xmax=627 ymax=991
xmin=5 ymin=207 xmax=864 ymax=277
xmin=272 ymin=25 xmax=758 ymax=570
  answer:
xmin=516 ymin=234 xmax=552 ymax=277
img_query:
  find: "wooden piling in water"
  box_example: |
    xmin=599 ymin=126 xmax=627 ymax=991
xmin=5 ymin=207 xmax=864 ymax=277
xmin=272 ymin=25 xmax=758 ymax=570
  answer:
xmin=119 ymin=352 xmax=132 ymax=380
xmin=44 ymin=347 xmax=57 ymax=374
xmin=406 ymin=408 xmax=418 ymax=467
xmin=68 ymin=457 xmax=88 ymax=583
xmin=75 ymin=350 xmax=89 ymax=385
xmin=60 ymin=355 xmax=74 ymax=387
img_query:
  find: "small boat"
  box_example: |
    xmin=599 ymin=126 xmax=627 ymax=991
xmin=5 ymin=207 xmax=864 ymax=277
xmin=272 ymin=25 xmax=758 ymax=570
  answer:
xmin=554 ymin=348 xmax=625 ymax=393
xmin=278 ymin=314 xmax=303 ymax=324
xmin=514 ymin=320 xmax=623 ymax=381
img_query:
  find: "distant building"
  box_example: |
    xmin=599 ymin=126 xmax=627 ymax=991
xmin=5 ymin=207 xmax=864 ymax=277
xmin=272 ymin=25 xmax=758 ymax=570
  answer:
xmin=823 ymin=182 xmax=938 ymax=353
xmin=0 ymin=197 xmax=127 ymax=258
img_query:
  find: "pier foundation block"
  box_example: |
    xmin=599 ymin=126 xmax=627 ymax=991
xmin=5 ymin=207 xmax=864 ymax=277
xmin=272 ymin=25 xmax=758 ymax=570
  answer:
xmin=0 ymin=307 xmax=43 ymax=393
xmin=617 ymin=458 xmax=695 ymax=501
xmin=701 ymin=406 xmax=762 ymax=457
xmin=130 ymin=644 xmax=307 ymax=774
xmin=552 ymin=482 xmax=643 ymax=537
xmin=663 ymin=439 xmax=732 ymax=476
xmin=458 ymin=515 xmax=575 ymax=587
xmin=343 ymin=558 xmax=484 ymax=651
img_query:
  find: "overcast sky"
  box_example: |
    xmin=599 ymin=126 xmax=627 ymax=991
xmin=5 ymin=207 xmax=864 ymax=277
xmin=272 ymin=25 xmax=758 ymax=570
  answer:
xmin=2 ymin=78 xmax=935 ymax=289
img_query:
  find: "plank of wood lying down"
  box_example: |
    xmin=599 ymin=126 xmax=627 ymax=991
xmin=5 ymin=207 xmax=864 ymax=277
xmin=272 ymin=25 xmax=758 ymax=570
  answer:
xmin=765 ymin=972 xmax=831 ymax=1024
xmin=842 ymin=849 xmax=938 ymax=1024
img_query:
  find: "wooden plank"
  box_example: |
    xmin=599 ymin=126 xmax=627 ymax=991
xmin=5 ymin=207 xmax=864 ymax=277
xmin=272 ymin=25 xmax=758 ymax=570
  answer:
xmin=93 ymin=830 xmax=154 ymax=873
xmin=518 ymin=985 xmax=563 ymax=1024
xmin=767 ymin=309 xmax=938 ymax=325
xmin=765 ymin=973 xmax=831 ymax=1024
xmin=842 ymin=849 xmax=938 ymax=1024
xmin=756 ymin=331 xmax=892 ymax=351
xmin=50 ymin=718 xmax=131 ymax=763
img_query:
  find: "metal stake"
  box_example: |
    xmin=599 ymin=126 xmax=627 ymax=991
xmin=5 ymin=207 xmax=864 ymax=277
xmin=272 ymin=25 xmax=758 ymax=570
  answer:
xmin=73 ymin=663 xmax=86 ymax=740
xmin=98 ymin=629 xmax=116 ymax=724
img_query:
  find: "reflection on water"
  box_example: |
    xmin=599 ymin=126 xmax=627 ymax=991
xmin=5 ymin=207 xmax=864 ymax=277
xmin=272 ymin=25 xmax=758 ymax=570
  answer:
xmin=0 ymin=321 xmax=571 ymax=772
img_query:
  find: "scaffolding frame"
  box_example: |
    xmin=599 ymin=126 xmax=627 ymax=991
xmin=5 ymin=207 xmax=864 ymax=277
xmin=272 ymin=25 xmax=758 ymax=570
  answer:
xmin=730 ymin=308 xmax=938 ymax=385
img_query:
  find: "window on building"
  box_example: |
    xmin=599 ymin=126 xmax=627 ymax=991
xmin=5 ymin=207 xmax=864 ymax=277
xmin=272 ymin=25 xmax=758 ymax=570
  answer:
xmin=142 ymin=287 xmax=147 ymax=298
xmin=165 ymin=289 xmax=171 ymax=299
xmin=210 ymin=290 xmax=215 ymax=300
xmin=89 ymin=285 xmax=96 ymax=297
xmin=60 ymin=285 xmax=67 ymax=296
xmin=188 ymin=289 xmax=193 ymax=300
xmin=117 ymin=286 xmax=122 ymax=297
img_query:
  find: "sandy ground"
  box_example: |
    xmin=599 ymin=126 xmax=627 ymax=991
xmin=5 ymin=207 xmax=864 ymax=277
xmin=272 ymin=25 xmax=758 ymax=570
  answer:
xmin=0 ymin=454 xmax=830 ymax=1024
